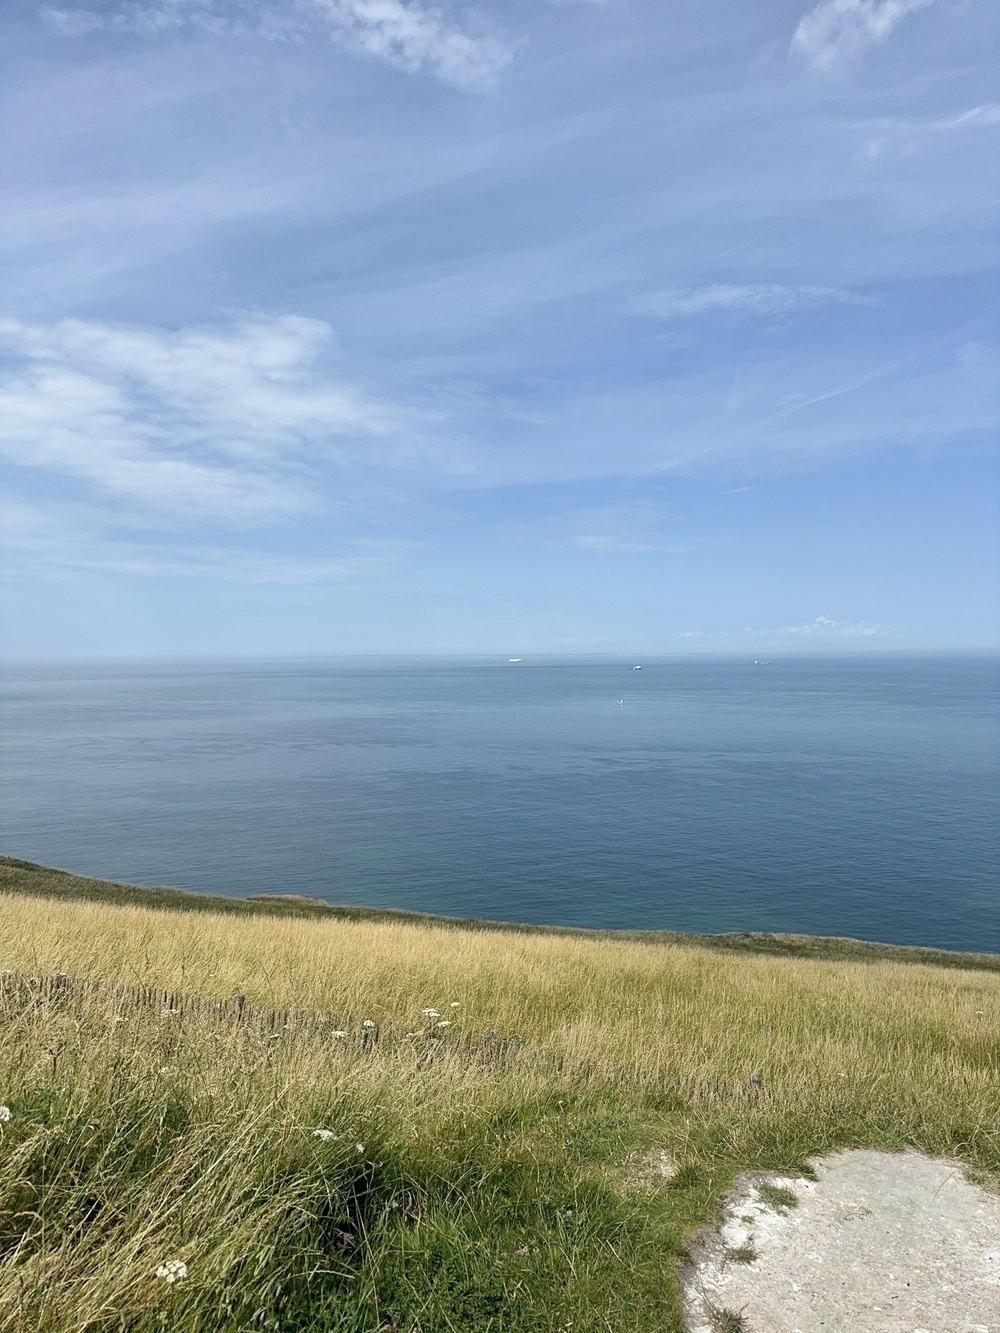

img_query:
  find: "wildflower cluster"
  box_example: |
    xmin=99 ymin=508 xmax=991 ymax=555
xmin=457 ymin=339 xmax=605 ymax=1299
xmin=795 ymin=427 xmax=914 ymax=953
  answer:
xmin=422 ymin=1002 xmax=460 ymax=1027
xmin=156 ymin=1259 xmax=188 ymax=1284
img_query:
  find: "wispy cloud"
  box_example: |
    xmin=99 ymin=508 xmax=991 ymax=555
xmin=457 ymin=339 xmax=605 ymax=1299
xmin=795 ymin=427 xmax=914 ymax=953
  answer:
xmin=790 ymin=0 xmax=935 ymax=69
xmin=860 ymin=102 xmax=1000 ymax=160
xmin=558 ymin=536 xmax=693 ymax=553
xmin=638 ymin=284 xmax=866 ymax=319
xmin=0 ymin=313 xmax=405 ymax=523
xmin=505 ymin=500 xmax=696 ymax=555
xmin=930 ymin=104 xmax=1000 ymax=132
xmin=0 ymin=498 xmax=415 ymax=582
xmin=41 ymin=0 xmax=511 ymax=90
xmin=772 ymin=615 xmax=886 ymax=636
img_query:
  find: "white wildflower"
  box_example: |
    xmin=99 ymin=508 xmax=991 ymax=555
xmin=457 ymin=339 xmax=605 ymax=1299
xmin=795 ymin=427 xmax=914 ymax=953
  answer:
xmin=313 ymin=1129 xmax=336 ymax=1141
xmin=158 ymin=1067 xmax=172 ymax=1075
xmin=362 ymin=1019 xmax=376 ymax=1029
xmin=354 ymin=1142 xmax=365 ymax=1153
xmin=421 ymin=1008 xmax=441 ymax=1018
xmin=0 ymin=1106 xmax=11 ymax=1123
xmin=156 ymin=1259 xmax=188 ymax=1283
xmin=331 ymin=1030 xmax=348 ymax=1039
xmin=450 ymin=1002 xmax=460 ymax=1008
xmin=435 ymin=1021 xmax=451 ymax=1028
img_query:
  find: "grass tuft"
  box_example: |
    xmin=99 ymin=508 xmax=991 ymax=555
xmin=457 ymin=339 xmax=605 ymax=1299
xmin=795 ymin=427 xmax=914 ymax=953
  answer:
xmin=727 ymin=1244 xmax=757 ymax=1264
xmin=708 ymin=1306 xmax=749 ymax=1332
xmin=756 ymin=1183 xmax=798 ymax=1211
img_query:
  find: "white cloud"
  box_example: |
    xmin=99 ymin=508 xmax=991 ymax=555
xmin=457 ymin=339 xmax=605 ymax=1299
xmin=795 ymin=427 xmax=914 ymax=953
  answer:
xmin=773 ymin=615 xmax=886 ymax=636
xmin=0 ymin=313 xmax=404 ymax=522
xmin=790 ymin=0 xmax=934 ymax=69
xmin=638 ymin=284 xmax=865 ymax=319
xmin=308 ymin=0 xmax=510 ymax=90
xmin=41 ymin=0 xmax=511 ymax=90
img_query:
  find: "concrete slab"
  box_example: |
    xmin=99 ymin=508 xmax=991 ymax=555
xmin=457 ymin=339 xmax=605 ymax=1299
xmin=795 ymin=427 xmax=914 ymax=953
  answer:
xmin=682 ymin=1149 xmax=1000 ymax=1332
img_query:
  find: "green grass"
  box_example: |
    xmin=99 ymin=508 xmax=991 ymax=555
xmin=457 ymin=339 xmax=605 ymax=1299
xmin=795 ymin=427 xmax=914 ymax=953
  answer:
xmin=726 ymin=1245 xmax=757 ymax=1264
xmin=0 ymin=855 xmax=997 ymax=1332
xmin=708 ymin=1309 xmax=748 ymax=1333
xmin=707 ymin=1310 xmax=748 ymax=1333
xmin=755 ymin=1183 xmax=798 ymax=1211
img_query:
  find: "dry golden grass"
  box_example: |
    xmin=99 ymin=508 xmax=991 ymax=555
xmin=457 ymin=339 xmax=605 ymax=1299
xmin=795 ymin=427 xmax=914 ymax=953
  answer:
xmin=0 ymin=887 xmax=997 ymax=1332
xmin=3 ymin=889 xmax=998 ymax=1117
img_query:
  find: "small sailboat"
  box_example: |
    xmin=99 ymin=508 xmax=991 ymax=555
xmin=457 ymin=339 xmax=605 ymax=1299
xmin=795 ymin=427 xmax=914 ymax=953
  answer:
xmin=631 ymin=664 xmax=642 ymax=671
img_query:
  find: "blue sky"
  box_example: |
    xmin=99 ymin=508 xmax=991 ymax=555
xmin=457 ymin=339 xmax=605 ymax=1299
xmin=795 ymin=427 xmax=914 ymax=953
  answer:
xmin=0 ymin=0 xmax=997 ymax=656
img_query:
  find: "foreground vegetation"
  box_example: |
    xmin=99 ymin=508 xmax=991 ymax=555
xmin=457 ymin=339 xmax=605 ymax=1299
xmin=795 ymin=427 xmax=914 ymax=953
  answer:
xmin=0 ymin=858 xmax=997 ymax=1331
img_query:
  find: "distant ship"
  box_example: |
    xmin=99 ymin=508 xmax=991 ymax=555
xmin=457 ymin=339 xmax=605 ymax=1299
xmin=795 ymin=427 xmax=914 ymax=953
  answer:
xmin=508 ymin=658 xmax=522 ymax=663
xmin=754 ymin=659 xmax=772 ymax=666
xmin=631 ymin=664 xmax=642 ymax=671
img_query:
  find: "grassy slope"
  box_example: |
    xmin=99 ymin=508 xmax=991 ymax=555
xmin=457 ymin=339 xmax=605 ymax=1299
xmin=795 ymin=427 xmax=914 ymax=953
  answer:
xmin=0 ymin=857 xmax=998 ymax=1333
xmin=4 ymin=855 xmax=999 ymax=972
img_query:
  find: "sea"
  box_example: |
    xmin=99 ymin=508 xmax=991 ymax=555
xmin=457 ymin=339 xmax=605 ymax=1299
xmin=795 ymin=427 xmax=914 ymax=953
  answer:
xmin=1 ymin=655 xmax=997 ymax=953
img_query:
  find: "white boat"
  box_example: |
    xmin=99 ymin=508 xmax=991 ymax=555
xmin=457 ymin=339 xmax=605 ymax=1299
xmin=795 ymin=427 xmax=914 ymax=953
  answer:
xmin=508 ymin=657 xmax=522 ymax=663
xmin=631 ymin=664 xmax=642 ymax=671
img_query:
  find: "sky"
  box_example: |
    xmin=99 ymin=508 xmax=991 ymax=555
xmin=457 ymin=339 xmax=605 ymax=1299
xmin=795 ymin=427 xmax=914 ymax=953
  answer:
xmin=0 ymin=0 xmax=997 ymax=657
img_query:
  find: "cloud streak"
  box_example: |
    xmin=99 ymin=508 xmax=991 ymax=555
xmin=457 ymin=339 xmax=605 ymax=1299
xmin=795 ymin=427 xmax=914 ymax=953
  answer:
xmin=860 ymin=103 xmax=1000 ymax=160
xmin=41 ymin=0 xmax=511 ymax=90
xmin=790 ymin=0 xmax=935 ymax=69
xmin=638 ymin=284 xmax=866 ymax=319
xmin=930 ymin=104 xmax=1000 ymax=131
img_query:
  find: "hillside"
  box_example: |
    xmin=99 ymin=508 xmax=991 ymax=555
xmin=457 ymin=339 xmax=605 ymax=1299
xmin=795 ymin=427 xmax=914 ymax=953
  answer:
xmin=0 ymin=857 xmax=997 ymax=1331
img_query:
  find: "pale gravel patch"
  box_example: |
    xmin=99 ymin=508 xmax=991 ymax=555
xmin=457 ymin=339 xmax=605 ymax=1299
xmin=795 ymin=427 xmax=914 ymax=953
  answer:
xmin=683 ymin=1149 xmax=1000 ymax=1333
xmin=620 ymin=1149 xmax=678 ymax=1192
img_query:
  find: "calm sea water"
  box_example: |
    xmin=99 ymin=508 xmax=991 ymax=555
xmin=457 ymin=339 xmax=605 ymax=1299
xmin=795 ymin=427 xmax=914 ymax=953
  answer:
xmin=1 ymin=656 xmax=997 ymax=952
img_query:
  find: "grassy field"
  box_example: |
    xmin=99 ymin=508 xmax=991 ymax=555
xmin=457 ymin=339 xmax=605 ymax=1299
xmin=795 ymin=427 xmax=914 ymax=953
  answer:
xmin=0 ymin=857 xmax=998 ymax=1332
